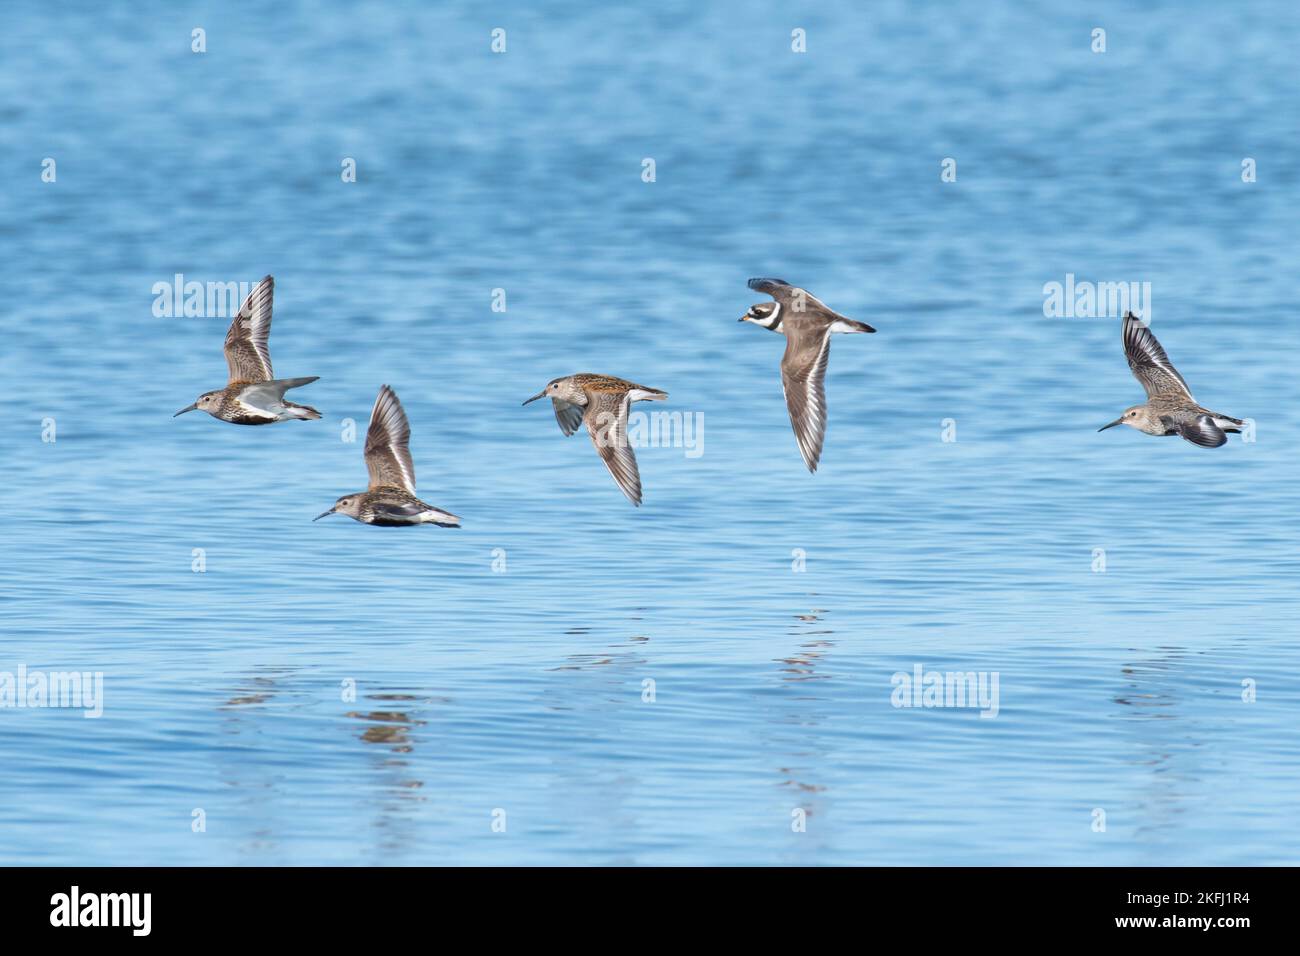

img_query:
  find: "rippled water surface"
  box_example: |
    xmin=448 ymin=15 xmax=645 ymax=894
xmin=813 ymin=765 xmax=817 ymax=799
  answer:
xmin=2 ymin=2 xmax=1299 ymax=865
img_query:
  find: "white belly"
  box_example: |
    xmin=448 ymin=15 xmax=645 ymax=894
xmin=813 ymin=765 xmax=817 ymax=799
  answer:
xmin=234 ymin=398 xmax=281 ymax=421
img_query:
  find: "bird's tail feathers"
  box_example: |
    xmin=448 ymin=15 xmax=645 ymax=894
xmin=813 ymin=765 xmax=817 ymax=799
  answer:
xmin=285 ymin=402 xmax=321 ymax=420
xmin=423 ymin=508 xmax=461 ymax=527
xmin=837 ymin=318 xmax=877 ymax=333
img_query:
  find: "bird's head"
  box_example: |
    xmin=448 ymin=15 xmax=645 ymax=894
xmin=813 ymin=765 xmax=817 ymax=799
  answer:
xmin=174 ymin=390 xmax=223 ymax=418
xmin=1099 ymin=405 xmax=1150 ymax=433
xmin=739 ymin=301 xmax=783 ymax=332
xmin=522 ymin=376 xmax=583 ymax=406
xmin=314 ymin=494 xmax=364 ymax=522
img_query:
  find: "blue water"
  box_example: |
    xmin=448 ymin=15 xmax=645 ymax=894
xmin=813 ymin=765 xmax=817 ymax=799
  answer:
xmin=2 ymin=1 xmax=1298 ymax=865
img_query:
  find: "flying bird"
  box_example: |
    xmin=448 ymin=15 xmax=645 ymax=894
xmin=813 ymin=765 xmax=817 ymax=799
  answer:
xmin=314 ymin=385 xmax=460 ymax=526
xmin=739 ymin=277 xmax=875 ymax=472
xmin=523 ymin=373 xmax=668 ymax=506
xmin=1099 ymin=312 xmax=1244 ymax=448
xmin=174 ymin=275 xmax=320 ymax=424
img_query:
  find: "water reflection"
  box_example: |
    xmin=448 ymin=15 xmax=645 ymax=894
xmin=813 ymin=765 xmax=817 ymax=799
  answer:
xmin=548 ymin=633 xmax=650 ymax=673
xmin=345 ymin=688 xmax=447 ymax=858
xmin=220 ymin=665 xmax=298 ymax=711
xmin=775 ymin=609 xmax=834 ymax=684
xmin=346 ymin=692 xmax=439 ymax=754
xmin=772 ymin=611 xmax=836 ymax=835
xmin=1113 ymin=646 xmax=1190 ymax=717
xmin=216 ymin=666 xmax=303 ymax=860
xmin=1112 ymin=646 xmax=1196 ymax=842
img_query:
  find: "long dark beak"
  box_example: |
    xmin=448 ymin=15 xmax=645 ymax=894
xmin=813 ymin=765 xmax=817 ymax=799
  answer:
xmin=1098 ymin=419 xmax=1122 ymax=432
xmin=173 ymin=403 xmax=198 ymax=417
xmin=313 ymin=508 xmax=336 ymax=521
xmin=522 ymin=391 xmax=547 ymax=406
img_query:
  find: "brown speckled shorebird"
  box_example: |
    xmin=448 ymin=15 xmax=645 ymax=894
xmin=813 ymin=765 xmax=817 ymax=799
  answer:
xmin=522 ymin=373 xmax=668 ymax=506
xmin=740 ymin=277 xmax=876 ymax=472
xmin=174 ymin=275 xmax=320 ymax=424
xmin=315 ymin=385 xmax=460 ymax=527
xmin=1099 ymin=312 xmax=1244 ymax=448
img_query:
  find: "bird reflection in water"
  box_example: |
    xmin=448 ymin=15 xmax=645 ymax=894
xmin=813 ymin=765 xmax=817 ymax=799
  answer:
xmin=549 ymin=633 xmax=650 ymax=673
xmin=1112 ymin=646 xmax=1200 ymax=841
xmin=773 ymin=610 xmax=836 ymax=812
xmin=220 ymin=668 xmax=291 ymax=709
xmin=216 ymin=667 xmax=303 ymax=857
xmin=347 ymin=703 xmax=423 ymax=753
xmin=775 ymin=609 xmax=835 ymax=684
xmin=345 ymin=690 xmax=450 ymax=855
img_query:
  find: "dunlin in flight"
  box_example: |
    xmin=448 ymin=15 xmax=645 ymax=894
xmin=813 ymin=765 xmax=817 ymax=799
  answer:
xmin=315 ymin=386 xmax=460 ymax=526
xmin=1099 ymin=312 xmax=1244 ymax=448
xmin=739 ymin=277 xmax=876 ymax=472
xmin=174 ymin=275 xmax=320 ymax=424
xmin=522 ymin=373 xmax=668 ymax=506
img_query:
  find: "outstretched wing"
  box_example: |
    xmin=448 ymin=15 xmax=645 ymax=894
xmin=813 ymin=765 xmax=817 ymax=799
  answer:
xmin=552 ymin=399 xmax=584 ymax=436
xmin=780 ymin=324 xmax=833 ymax=473
xmin=748 ymin=276 xmax=794 ymax=297
xmin=224 ymin=275 xmax=275 ymax=384
xmin=1124 ymin=312 xmax=1193 ymax=400
xmin=364 ymin=385 xmax=417 ymax=493
xmin=583 ymin=391 xmax=643 ymax=505
xmin=1169 ymin=414 xmax=1227 ymax=448
xmin=748 ymin=276 xmax=832 ymax=315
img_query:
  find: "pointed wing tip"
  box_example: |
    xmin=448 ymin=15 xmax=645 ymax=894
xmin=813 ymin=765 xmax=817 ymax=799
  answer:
xmin=748 ymin=276 xmax=791 ymax=292
xmin=602 ymin=461 xmax=642 ymax=506
xmin=373 ymin=384 xmax=404 ymax=414
xmin=611 ymin=469 xmax=643 ymax=506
